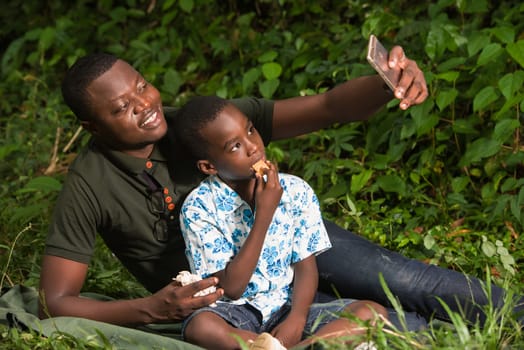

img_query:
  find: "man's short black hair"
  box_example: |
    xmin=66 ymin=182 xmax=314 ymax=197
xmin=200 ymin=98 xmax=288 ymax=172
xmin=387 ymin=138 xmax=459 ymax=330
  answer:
xmin=61 ymin=53 xmax=119 ymax=121
xmin=173 ymin=95 xmax=229 ymax=160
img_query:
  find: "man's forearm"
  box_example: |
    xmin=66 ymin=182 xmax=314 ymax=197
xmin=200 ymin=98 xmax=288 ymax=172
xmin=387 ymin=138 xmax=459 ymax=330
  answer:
xmin=40 ymin=294 xmax=158 ymax=326
xmin=272 ymin=75 xmax=391 ymax=140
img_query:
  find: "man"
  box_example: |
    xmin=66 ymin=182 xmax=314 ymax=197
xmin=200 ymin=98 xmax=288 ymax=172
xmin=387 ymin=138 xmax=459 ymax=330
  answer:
xmin=39 ymin=46 xmax=511 ymax=331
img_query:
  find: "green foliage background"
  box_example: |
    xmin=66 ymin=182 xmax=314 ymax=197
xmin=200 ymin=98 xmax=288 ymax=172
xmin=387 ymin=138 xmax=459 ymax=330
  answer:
xmin=1 ymin=0 xmax=523 ymax=344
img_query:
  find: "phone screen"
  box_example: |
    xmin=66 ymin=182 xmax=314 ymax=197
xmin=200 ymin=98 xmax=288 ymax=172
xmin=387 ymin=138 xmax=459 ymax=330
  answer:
xmin=366 ymin=35 xmax=400 ymax=91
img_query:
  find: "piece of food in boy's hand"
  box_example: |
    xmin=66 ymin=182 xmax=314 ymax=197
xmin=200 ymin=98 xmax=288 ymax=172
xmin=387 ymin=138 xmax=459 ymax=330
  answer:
xmin=173 ymin=271 xmax=217 ymax=306
xmin=251 ymin=159 xmax=269 ymax=176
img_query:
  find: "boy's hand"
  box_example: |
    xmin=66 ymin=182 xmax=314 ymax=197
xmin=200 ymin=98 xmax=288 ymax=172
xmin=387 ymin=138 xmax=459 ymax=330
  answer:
xmin=254 ymin=161 xmax=283 ymax=213
xmin=271 ymin=314 xmax=306 ymax=347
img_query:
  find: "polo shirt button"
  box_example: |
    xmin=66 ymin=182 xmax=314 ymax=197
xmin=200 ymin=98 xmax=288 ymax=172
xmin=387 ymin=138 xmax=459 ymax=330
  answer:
xmin=145 ymin=160 xmax=153 ymax=169
xmin=165 ymin=196 xmax=172 ymax=203
xmin=168 ymin=203 xmax=175 ymax=211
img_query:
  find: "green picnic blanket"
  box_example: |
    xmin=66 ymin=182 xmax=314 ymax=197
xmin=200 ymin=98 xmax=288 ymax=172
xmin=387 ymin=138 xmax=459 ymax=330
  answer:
xmin=0 ymin=285 xmax=203 ymax=350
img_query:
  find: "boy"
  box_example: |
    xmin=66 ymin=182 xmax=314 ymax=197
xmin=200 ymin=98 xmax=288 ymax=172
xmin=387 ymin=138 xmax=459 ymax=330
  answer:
xmin=175 ymin=96 xmax=388 ymax=349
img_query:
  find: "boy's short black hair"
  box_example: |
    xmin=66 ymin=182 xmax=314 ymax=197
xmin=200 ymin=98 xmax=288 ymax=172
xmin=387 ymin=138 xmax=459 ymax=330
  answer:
xmin=61 ymin=53 xmax=119 ymax=121
xmin=173 ymin=95 xmax=229 ymax=159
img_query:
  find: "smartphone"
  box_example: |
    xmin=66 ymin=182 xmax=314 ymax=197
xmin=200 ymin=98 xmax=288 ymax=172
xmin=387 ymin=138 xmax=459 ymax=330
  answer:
xmin=366 ymin=34 xmax=400 ymax=91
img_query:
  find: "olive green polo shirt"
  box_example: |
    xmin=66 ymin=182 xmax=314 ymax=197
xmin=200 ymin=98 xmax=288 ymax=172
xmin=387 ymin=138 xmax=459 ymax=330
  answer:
xmin=45 ymin=97 xmax=274 ymax=293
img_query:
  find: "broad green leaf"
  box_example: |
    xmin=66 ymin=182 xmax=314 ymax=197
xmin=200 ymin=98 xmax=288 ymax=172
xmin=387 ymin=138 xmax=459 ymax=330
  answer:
xmin=375 ymin=174 xmax=406 ymax=196
xmin=497 ymin=71 xmax=524 ymax=99
xmin=490 ymin=26 xmax=515 ymax=44
xmin=510 ymin=195 xmax=522 ymax=223
xmin=109 ymin=7 xmax=127 ymax=22
xmin=410 ymin=100 xmax=438 ymax=136
xmin=179 ymin=0 xmax=194 ymax=13
xmin=242 ymin=68 xmax=260 ymax=93
xmin=481 ymin=183 xmax=496 ymax=201
xmin=481 ymin=239 xmax=496 ymax=257
xmin=414 ymin=113 xmax=439 ymax=137
xmin=494 ymin=93 xmax=524 ymax=120
xmin=436 ymin=88 xmax=458 ymax=111
xmin=400 ymin=119 xmax=416 ymax=139
xmin=458 ymin=0 xmax=488 ymax=13
xmin=0 ymin=144 xmax=17 ymax=160
xmin=472 ymin=86 xmax=498 ymax=112
xmin=17 ymin=176 xmax=62 ymax=194
xmin=258 ymin=79 xmax=280 ymax=99
xmin=162 ymin=0 xmax=176 ymax=10
xmin=506 ymin=40 xmax=524 ymax=69
xmin=458 ymin=137 xmax=501 ymax=166
xmin=292 ymin=53 xmax=312 ymax=70
xmin=477 ymin=43 xmax=502 ymax=66
xmin=426 ymin=26 xmax=444 ymax=60
xmin=435 ymin=71 xmax=460 ymax=82
xmin=258 ymin=50 xmax=278 ymax=63
xmin=38 ymin=27 xmax=56 ymax=52
xmin=492 ymin=119 xmax=520 ymax=143
xmin=163 ymin=69 xmax=183 ymax=96
xmin=350 ymin=169 xmax=373 ymax=194
xmin=451 ymin=176 xmax=469 ymax=193
xmin=501 ymin=178 xmax=519 ymax=193
xmin=261 ymin=62 xmax=282 ymax=80
xmin=500 ymin=253 xmax=515 ymax=266
xmin=436 ymin=58 xmax=466 ymax=72
xmin=424 ymin=234 xmax=436 ymax=250
xmin=467 ymin=32 xmax=490 ymax=56
xmin=9 ymin=203 xmax=49 ymax=224
xmin=452 ymin=118 xmax=479 ymax=135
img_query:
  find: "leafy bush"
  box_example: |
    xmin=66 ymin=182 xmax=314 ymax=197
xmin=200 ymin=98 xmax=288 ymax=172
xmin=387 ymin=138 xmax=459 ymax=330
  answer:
xmin=1 ymin=0 xmax=523 ymax=347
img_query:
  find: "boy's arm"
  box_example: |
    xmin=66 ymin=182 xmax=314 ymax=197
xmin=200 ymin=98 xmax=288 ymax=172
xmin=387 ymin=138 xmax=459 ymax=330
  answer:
xmin=271 ymin=255 xmax=318 ymax=347
xmin=213 ymin=163 xmax=283 ymax=299
xmin=212 ymin=206 xmax=274 ymax=299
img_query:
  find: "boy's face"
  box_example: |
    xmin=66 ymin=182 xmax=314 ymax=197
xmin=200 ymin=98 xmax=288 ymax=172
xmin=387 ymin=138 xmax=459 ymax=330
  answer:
xmin=83 ymin=59 xmax=167 ymax=156
xmin=199 ymin=104 xmax=266 ymax=181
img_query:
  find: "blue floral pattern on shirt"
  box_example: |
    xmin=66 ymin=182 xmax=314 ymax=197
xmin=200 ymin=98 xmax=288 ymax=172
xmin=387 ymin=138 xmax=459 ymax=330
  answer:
xmin=180 ymin=174 xmax=331 ymax=322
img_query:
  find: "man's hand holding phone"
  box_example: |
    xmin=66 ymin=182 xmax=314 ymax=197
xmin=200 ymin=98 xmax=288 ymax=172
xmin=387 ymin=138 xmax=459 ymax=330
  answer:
xmin=367 ymin=34 xmax=428 ymax=110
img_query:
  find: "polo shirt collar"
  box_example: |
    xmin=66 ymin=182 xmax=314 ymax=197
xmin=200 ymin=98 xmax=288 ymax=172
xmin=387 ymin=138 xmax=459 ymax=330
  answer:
xmin=93 ymin=140 xmax=167 ymax=175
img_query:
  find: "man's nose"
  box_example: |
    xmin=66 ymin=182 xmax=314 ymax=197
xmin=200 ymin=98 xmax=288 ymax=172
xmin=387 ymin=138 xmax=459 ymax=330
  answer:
xmin=134 ymin=95 xmax=151 ymax=113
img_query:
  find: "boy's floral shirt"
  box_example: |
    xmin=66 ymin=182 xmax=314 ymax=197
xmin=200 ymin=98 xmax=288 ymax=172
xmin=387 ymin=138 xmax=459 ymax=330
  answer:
xmin=180 ymin=173 xmax=331 ymax=322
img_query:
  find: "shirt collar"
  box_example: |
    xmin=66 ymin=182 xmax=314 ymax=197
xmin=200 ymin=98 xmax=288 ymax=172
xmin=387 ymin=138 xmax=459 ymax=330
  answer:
xmin=206 ymin=174 xmax=292 ymax=215
xmin=206 ymin=175 xmax=245 ymax=215
xmin=92 ymin=139 xmax=167 ymax=175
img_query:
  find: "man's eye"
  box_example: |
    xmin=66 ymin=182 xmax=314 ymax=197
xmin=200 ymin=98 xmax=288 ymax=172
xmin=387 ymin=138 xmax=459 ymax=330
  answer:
xmin=138 ymin=81 xmax=148 ymax=93
xmin=114 ymin=102 xmax=128 ymax=114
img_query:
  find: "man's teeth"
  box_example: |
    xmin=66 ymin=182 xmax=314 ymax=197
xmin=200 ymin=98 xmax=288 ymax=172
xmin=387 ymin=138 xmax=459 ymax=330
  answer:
xmin=141 ymin=112 xmax=156 ymax=127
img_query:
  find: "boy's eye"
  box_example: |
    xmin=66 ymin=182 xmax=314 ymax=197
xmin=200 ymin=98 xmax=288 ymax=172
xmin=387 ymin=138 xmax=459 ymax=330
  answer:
xmin=231 ymin=143 xmax=241 ymax=152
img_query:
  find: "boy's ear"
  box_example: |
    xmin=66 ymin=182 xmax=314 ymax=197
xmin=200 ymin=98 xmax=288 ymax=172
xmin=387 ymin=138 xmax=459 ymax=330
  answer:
xmin=197 ymin=160 xmax=218 ymax=175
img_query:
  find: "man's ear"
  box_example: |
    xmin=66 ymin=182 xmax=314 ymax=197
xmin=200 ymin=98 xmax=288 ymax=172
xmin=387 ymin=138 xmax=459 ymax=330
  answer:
xmin=80 ymin=120 xmax=98 ymax=135
xmin=197 ymin=160 xmax=218 ymax=175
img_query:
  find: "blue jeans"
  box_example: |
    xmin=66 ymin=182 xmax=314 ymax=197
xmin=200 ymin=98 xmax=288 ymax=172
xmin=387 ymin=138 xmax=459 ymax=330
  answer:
xmin=182 ymin=298 xmax=355 ymax=340
xmin=318 ymin=219 xmax=523 ymax=327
